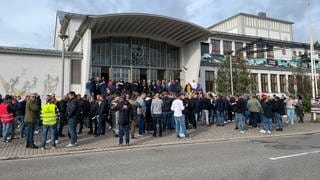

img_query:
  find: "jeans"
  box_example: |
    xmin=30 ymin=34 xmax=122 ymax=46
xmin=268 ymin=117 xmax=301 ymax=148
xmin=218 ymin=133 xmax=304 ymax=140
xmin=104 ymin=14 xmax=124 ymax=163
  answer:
xmin=2 ymin=123 xmax=12 ymax=141
xmin=25 ymin=122 xmax=36 ymax=146
xmin=162 ymin=112 xmax=171 ymax=131
xmin=34 ymin=118 xmax=41 ymax=131
xmin=68 ymin=117 xmax=78 ymax=145
xmin=235 ymin=113 xmax=245 ymax=131
xmin=235 ymin=112 xmax=240 ymax=128
xmin=216 ymin=111 xmax=224 ymax=125
xmin=15 ymin=115 xmax=25 ymax=136
xmin=97 ymin=115 xmax=106 ymax=135
xmin=224 ymin=111 xmax=229 ymax=121
xmin=174 ymin=116 xmax=187 ymax=137
xmin=201 ymin=110 xmax=209 ymax=125
xmin=138 ymin=114 xmax=145 ymax=134
xmin=263 ymin=116 xmax=273 ymax=131
xmin=58 ymin=114 xmax=66 ymax=135
xmin=274 ymin=113 xmax=283 ymax=129
xmin=152 ymin=114 xmax=163 ymax=136
xmin=41 ymin=125 xmax=57 ymax=147
xmin=250 ymin=112 xmax=260 ymax=127
xmin=210 ymin=109 xmax=216 ymax=124
xmin=119 ymin=124 xmax=129 ymax=144
xmin=287 ymin=108 xmax=295 ymax=125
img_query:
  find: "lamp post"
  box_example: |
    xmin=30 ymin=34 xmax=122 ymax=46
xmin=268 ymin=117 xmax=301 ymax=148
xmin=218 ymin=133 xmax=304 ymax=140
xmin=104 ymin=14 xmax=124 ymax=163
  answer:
xmin=59 ymin=34 xmax=69 ymax=98
xmin=228 ymin=50 xmax=234 ymax=95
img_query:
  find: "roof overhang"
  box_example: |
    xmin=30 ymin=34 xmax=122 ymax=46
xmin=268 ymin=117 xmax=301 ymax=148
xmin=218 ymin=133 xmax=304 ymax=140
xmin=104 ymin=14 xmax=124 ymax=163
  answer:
xmin=68 ymin=13 xmax=213 ymax=51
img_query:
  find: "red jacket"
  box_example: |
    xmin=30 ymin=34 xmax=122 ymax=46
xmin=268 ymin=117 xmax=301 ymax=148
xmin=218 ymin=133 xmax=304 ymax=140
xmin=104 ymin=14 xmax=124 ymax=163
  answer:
xmin=0 ymin=103 xmax=14 ymax=124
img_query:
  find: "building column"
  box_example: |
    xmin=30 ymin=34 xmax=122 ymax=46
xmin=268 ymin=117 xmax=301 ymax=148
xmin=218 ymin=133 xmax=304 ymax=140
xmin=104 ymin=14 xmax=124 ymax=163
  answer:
xmin=214 ymin=70 xmax=218 ymax=93
xmin=209 ymin=38 xmax=213 ymax=54
xmin=267 ymin=73 xmax=271 ymax=93
xmin=277 ymin=74 xmax=281 ymax=93
xmin=258 ymin=72 xmax=262 ymax=93
xmin=243 ymin=42 xmax=247 ymax=58
xmin=232 ymin=41 xmax=235 ymax=56
xmin=220 ymin=39 xmax=223 ymax=55
xmin=285 ymin=74 xmax=289 ymax=94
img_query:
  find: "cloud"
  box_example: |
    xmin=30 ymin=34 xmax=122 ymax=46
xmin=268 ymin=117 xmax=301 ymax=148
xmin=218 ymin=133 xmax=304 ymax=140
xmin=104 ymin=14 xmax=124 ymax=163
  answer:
xmin=0 ymin=0 xmax=319 ymax=49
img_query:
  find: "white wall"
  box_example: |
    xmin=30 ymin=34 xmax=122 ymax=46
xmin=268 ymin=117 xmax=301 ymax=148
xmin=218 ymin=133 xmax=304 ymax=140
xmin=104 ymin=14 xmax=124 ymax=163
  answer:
xmin=182 ymin=40 xmax=201 ymax=85
xmin=0 ymin=53 xmax=71 ymax=99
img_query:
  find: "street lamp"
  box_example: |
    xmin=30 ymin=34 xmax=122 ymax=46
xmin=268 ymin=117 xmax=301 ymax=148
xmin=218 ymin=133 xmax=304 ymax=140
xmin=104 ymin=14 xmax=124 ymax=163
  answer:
xmin=59 ymin=34 xmax=69 ymax=98
xmin=227 ymin=50 xmax=234 ymax=95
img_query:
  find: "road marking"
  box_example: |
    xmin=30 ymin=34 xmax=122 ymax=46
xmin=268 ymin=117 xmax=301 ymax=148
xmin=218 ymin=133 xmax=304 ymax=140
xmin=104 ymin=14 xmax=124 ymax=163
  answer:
xmin=269 ymin=150 xmax=320 ymax=160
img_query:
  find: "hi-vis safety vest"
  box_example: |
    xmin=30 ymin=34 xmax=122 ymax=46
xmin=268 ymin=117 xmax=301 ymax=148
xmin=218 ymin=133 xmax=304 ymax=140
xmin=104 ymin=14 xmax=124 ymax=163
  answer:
xmin=41 ymin=103 xmax=57 ymax=125
xmin=0 ymin=103 xmax=14 ymax=124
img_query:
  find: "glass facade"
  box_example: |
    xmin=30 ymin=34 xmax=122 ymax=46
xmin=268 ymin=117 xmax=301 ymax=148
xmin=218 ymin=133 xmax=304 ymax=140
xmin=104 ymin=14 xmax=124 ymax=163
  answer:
xmin=91 ymin=37 xmax=180 ymax=82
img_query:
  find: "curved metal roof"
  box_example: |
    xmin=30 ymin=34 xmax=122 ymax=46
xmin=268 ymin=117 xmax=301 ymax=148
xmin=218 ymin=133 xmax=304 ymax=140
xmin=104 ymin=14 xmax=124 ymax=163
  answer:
xmin=68 ymin=13 xmax=213 ymax=50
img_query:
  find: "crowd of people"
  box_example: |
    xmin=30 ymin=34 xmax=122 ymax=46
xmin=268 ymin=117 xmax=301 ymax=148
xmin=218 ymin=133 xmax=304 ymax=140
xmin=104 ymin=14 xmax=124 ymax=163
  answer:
xmin=0 ymin=78 xmax=305 ymax=150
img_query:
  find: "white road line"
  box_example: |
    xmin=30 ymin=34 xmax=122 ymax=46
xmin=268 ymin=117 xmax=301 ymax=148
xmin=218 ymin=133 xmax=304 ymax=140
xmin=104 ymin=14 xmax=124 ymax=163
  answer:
xmin=269 ymin=150 xmax=320 ymax=160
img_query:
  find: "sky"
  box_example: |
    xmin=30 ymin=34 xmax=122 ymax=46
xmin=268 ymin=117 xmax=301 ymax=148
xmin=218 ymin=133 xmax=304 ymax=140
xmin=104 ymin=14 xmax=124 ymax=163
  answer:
xmin=0 ymin=0 xmax=319 ymax=49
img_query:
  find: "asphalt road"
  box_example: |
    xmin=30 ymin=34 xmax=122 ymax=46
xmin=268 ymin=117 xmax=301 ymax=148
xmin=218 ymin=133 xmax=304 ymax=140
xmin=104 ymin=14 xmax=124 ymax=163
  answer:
xmin=0 ymin=133 xmax=319 ymax=180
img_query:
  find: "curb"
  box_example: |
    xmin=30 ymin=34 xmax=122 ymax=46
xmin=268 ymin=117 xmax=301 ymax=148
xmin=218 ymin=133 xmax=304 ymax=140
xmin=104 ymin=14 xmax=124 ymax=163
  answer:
xmin=1 ymin=130 xmax=319 ymax=161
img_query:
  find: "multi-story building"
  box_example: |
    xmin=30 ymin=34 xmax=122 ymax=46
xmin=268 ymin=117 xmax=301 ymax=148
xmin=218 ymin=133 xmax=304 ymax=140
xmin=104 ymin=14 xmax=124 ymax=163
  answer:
xmin=200 ymin=12 xmax=320 ymax=95
xmin=0 ymin=11 xmax=319 ymax=98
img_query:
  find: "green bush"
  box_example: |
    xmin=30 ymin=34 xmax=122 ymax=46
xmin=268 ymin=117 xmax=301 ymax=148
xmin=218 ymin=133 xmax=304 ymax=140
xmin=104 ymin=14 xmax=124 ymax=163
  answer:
xmin=303 ymin=99 xmax=311 ymax=112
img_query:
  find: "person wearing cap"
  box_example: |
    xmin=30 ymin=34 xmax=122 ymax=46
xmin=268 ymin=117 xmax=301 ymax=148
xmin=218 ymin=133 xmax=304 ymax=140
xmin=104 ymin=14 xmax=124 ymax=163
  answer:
xmin=0 ymin=95 xmax=15 ymax=142
xmin=40 ymin=96 xmax=58 ymax=150
xmin=24 ymin=93 xmax=40 ymax=148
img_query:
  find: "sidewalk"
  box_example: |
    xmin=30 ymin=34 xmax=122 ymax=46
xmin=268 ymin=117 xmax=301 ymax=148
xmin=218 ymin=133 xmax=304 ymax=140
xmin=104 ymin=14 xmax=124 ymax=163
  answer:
xmin=1 ymin=114 xmax=320 ymax=160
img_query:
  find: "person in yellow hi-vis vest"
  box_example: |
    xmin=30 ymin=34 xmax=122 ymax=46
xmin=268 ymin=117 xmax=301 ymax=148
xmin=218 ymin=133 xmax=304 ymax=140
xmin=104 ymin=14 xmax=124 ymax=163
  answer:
xmin=41 ymin=96 xmax=58 ymax=150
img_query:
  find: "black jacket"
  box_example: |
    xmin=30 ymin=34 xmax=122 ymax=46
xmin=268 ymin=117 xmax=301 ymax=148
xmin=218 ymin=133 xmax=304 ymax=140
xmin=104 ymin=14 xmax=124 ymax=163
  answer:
xmin=114 ymin=100 xmax=132 ymax=125
xmin=200 ymin=98 xmax=211 ymax=110
xmin=262 ymin=100 xmax=274 ymax=118
xmin=67 ymin=98 xmax=79 ymax=119
xmin=235 ymin=98 xmax=245 ymax=113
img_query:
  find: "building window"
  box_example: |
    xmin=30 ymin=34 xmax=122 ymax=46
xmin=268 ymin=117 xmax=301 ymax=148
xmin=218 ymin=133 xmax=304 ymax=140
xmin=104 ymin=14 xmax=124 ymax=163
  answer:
xmin=71 ymin=60 xmax=81 ymax=84
xmin=261 ymin=74 xmax=268 ymax=93
xmin=271 ymin=74 xmax=278 ymax=93
xmin=280 ymin=75 xmax=286 ymax=93
xmin=201 ymin=42 xmax=209 ymax=56
xmin=112 ymin=37 xmax=130 ymax=66
xmin=167 ymin=45 xmax=180 ymax=69
xmin=205 ymin=71 xmax=215 ymax=92
xmin=211 ymin=39 xmax=220 ymax=54
xmin=223 ymin=40 xmax=232 ymax=55
xmin=250 ymin=73 xmax=258 ymax=93
xmin=150 ymin=40 xmax=166 ymax=68
xmin=111 ymin=68 xmax=128 ymax=82
xmin=235 ymin=42 xmax=243 ymax=57
xmin=288 ymin=75 xmax=295 ymax=94
xmin=267 ymin=45 xmax=274 ymax=59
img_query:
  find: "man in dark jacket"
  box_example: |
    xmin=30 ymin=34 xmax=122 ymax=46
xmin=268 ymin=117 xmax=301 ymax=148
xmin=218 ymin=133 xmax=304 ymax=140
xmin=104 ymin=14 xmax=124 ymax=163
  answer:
xmin=215 ymin=96 xmax=225 ymax=126
xmin=57 ymin=95 xmax=68 ymax=137
xmin=15 ymin=96 xmax=27 ymax=137
xmin=162 ymin=92 xmax=173 ymax=131
xmin=114 ymin=95 xmax=132 ymax=146
xmin=66 ymin=91 xmax=79 ymax=147
xmin=200 ymin=94 xmax=211 ymax=126
xmin=274 ymin=96 xmax=285 ymax=131
xmin=234 ymin=95 xmax=246 ymax=133
xmin=261 ymin=96 xmax=274 ymax=134
xmin=96 ymin=94 xmax=109 ymax=137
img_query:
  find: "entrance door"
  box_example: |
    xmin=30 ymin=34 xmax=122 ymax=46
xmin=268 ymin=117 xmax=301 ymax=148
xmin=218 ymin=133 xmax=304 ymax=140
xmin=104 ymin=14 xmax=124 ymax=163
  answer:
xmin=140 ymin=69 xmax=147 ymax=81
xmin=101 ymin=67 xmax=109 ymax=81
